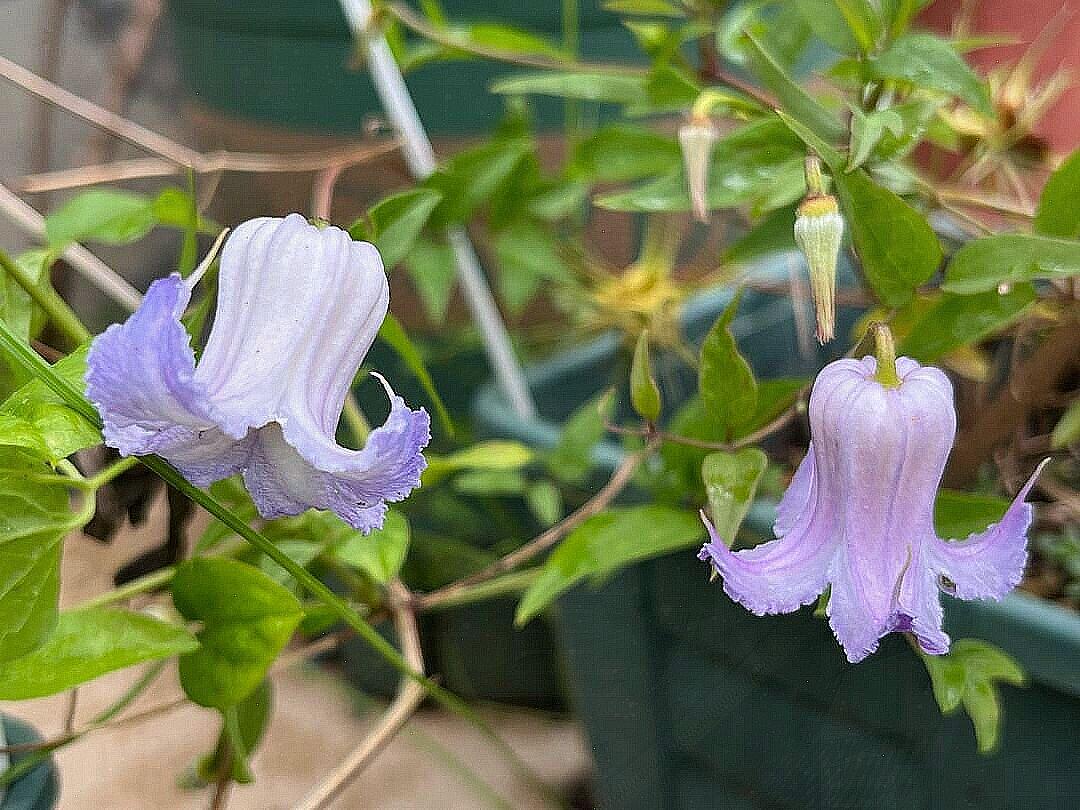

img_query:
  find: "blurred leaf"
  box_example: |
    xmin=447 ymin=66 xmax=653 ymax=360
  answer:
xmin=869 ymin=33 xmax=993 ymax=117
xmin=793 ymin=0 xmax=863 ymax=54
xmin=847 ymin=106 xmax=905 ymax=170
xmin=193 ymin=681 xmax=273 ymax=786
xmin=491 ymin=71 xmax=646 ymax=104
xmin=377 ymin=313 xmax=452 ymax=436
xmin=943 ymin=234 xmax=1080 ymax=294
xmin=898 ymin=284 xmax=1036 ymax=361
xmin=743 ymin=29 xmax=845 ymax=142
xmin=933 ymin=490 xmax=1008 ymax=539
xmin=452 ymin=469 xmax=527 ymax=497
xmin=921 ymin=639 xmax=1025 ymax=753
xmin=1036 ymin=147 xmax=1080 ymax=237
xmin=45 ymin=189 xmax=156 ymax=248
xmin=630 ymin=331 xmax=662 ymax=422
xmin=603 ymin=0 xmax=685 ymax=16
xmin=0 ymin=448 xmax=83 ymax=662
xmin=0 ymin=606 xmax=196 ymax=699
xmin=405 ymin=237 xmax=456 ymax=323
xmin=547 ymin=394 xmax=612 ymax=486
xmin=699 ymin=293 xmax=757 ymax=439
xmin=466 ymin=23 xmax=567 ymax=59
xmin=1 ymin=345 xmax=101 ymax=462
xmin=516 ymin=505 xmax=702 ymax=624
xmin=492 ymin=219 xmax=574 ymax=314
xmin=525 ymin=480 xmax=563 ymax=527
xmin=833 ymin=169 xmax=942 ymax=306
xmin=1051 ymin=399 xmax=1080 ymax=450
xmin=423 ymin=440 xmax=535 ymax=486
xmin=0 ymin=412 xmax=51 ymax=457
xmin=173 ymin=558 xmax=303 ymax=709
xmin=0 ymin=250 xmax=50 ymax=346
xmin=357 ymin=189 xmax=444 ymax=268
xmin=333 ymin=509 xmax=411 ymax=584
xmin=570 ymin=124 xmax=681 ymax=184
xmin=426 ymin=139 xmax=532 ymax=225
xmin=702 ymin=448 xmax=768 ymax=545
xmin=723 ymin=205 xmax=797 ymax=265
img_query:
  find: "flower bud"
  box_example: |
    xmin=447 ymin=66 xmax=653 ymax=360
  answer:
xmin=793 ymin=194 xmax=843 ymax=344
xmin=678 ymin=116 xmax=719 ymax=223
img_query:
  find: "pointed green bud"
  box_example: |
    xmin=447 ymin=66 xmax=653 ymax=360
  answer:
xmin=794 ymin=193 xmax=843 ymax=344
xmin=678 ymin=115 xmax=719 ymax=224
xmin=630 ymin=330 xmax=662 ymax=423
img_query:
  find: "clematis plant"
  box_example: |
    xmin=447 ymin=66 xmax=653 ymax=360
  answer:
xmin=85 ymin=214 xmax=431 ymax=532
xmin=698 ymin=327 xmax=1047 ymax=663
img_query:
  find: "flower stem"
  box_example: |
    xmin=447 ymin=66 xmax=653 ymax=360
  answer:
xmin=0 ymin=247 xmax=90 ymax=346
xmin=872 ymin=322 xmax=901 ymax=387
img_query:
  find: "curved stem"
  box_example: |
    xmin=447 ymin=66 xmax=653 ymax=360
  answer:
xmin=0 ymin=248 xmax=90 ymax=346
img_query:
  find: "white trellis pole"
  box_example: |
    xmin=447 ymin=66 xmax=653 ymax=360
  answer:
xmin=339 ymin=0 xmax=536 ymax=418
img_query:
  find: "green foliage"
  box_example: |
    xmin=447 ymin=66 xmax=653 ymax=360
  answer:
xmin=943 ymin=234 xmax=1080 ymax=294
xmin=630 ymin=331 xmax=662 ymax=422
xmin=1 ymin=345 xmax=101 ymax=462
xmin=846 ymin=107 xmax=905 ymax=170
xmin=191 ymin=681 xmax=273 ymax=786
xmin=0 ymin=607 xmax=196 ymax=699
xmin=405 ymin=237 xmax=457 ymax=323
xmin=492 ymin=219 xmax=574 ymax=314
xmin=603 ymin=0 xmax=685 ymax=17
xmin=833 ymin=169 xmax=942 ymax=306
xmin=0 ymin=250 xmax=49 ymax=344
xmin=172 ymin=558 xmax=303 ymax=709
xmin=570 ymin=124 xmax=681 ymax=184
xmin=491 ymin=71 xmax=646 ymax=104
xmin=1035 ymin=527 xmax=1080 ymax=601
xmin=898 ymin=285 xmax=1036 ymax=362
xmin=45 ymin=189 xmax=158 ymax=248
xmin=1051 ymin=399 xmax=1080 ymax=450
xmin=701 ymin=448 xmax=768 ymax=545
xmin=869 ymin=33 xmax=993 ymax=117
xmin=423 ymin=439 xmax=536 ymax=485
xmin=515 ymin=505 xmax=703 ymax=624
xmin=352 ymin=188 xmax=444 ymax=268
xmin=333 ymin=509 xmax=411 ymax=584
xmin=921 ymin=639 xmax=1025 ymax=753
xmin=1035 ymin=148 xmax=1080 ymax=237
xmin=0 ymin=448 xmax=85 ymax=662
xmin=933 ymin=490 xmax=1009 ymax=539
xmin=699 ymin=293 xmax=757 ymax=440
xmin=547 ymin=393 xmax=612 ymax=486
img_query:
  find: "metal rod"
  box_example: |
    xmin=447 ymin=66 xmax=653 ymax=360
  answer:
xmin=338 ymin=0 xmax=536 ymax=418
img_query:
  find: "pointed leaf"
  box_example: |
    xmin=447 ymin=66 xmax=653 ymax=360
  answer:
xmin=943 ymin=233 xmax=1080 ymax=294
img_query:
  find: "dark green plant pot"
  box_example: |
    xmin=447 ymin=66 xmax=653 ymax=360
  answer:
xmin=167 ymin=0 xmax=638 ymax=135
xmin=0 ymin=716 xmax=58 ymax=810
xmin=471 ymin=256 xmax=1080 ymax=809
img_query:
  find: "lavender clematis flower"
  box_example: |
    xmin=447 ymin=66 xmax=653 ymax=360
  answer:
xmin=86 ymin=213 xmax=430 ymax=532
xmin=698 ymin=354 xmax=1046 ymax=663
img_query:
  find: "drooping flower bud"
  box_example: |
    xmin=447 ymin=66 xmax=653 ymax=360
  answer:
xmin=794 ymin=182 xmax=844 ymax=345
xmin=678 ymin=115 xmax=719 ymax=224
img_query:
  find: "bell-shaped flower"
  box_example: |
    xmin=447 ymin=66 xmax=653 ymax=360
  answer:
xmin=86 ymin=214 xmax=430 ymax=532
xmin=698 ymin=353 xmax=1046 ymax=663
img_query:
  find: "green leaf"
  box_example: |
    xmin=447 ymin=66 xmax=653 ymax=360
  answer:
xmin=847 ymin=107 xmax=905 ymax=170
xmin=933 ymin=490 xmax=1009 ymax=539
xmin=332 ymin=509 xmax=411 ymax=584
xmin=793 ymin=0 xmax=863 ymax=54
xmin=0 ymin=448 xmax=86 ymax=661
xmin=570 ymin=124 xmax=681 ymax=183
xmin=869 ymin=33 xmax=993 ymax=117
xmin=516 ymin=505 xmax=703 ymax=624
xmin=426 ymin=139 xmax=532 ymax=226
xmin=0 ymin=412 xmax=51 ymax=457
xmin=358 ymin=189 xmax=444 ymax=268
xmin=0 ymin=250 xmax=50 ymax=345
xmin=699 ymin=293 xmax=758 ymax=439
xmin=602 ymin=0 xmax=685 ymax=17
xmin=172 ymin=558 xmax=303 ymax=709
xmin=630 ymin=331 xmax=662 ymax=422
xmin=423 ymin=440 xmax=535 ymax=486
xmin=833 ymin=169 xmax=942 ymax=306
xmin=1 ymin=345 xmax=100 ymax=462
xmin=944 ymin=233 xmax=1080 ymax=294
xmin=45 ymin=189 xmax=156 ymax=248
xmin=404 ymin=237 xmax=456 ymax=323
xmin=452 ymin=469 xmax=527 ymax=497
xmin=701 ymin=448 xmax=769 ymax=545
xmin=376 ymin=313 xmax=452 ymax=436
xmin=1051 ymin=399 xmax=1080 ymax=450
xmin=546 ymin=394 xmax=612 ymax=486
xmin=723 ymin=205 xmax=798 ymax=265
xmin=921 ymin=639 xmax=1025 ymax=753
xmin=491 ymin=71 xmax=647 ymax=104
xmin=193 ymin=681 xmax=273 ymax=786
xmin=525 ymin=480 xmax=562 ymax=527
xmin=0 ymin=606 xmax=196 ymax=699
xmin=1035 ymin=148 xmax=1080 ymax=237
xmin=742 ymin=29 xmax=845 ymax=143
xmin=492 ymin=219 xmax=574 ymax=314
xmin=898 ymin=284 xmax=1036 ymax=361
xmin=595 ymin=118 xmax=805 ymax=214
xmin=465 ymin=23 xmax=566 ymax=58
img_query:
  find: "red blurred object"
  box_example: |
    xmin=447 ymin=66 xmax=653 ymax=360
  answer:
xmin=920 ymin=1 xmax=1080 ymax=155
